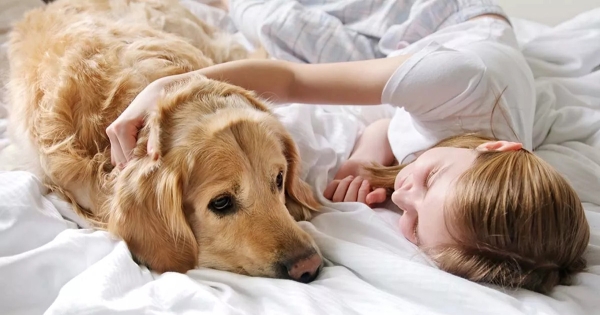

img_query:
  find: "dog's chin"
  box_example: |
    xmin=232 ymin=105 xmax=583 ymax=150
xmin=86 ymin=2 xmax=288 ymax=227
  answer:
xmin=198 ymin=261 xmax=281 ymax=279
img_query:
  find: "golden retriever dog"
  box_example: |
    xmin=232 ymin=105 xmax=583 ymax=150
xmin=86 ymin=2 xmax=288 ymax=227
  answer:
xmin=7 ymin=0 xmax=323 ymax=283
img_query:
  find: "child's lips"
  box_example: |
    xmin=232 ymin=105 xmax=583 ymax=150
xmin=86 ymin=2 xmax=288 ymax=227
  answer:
xmin=398 ymin=212 xmax=418 ymax=245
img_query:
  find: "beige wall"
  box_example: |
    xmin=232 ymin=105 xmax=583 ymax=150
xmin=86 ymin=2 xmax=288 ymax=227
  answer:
xmin=496 ymin=0 xmax=599 ymax=25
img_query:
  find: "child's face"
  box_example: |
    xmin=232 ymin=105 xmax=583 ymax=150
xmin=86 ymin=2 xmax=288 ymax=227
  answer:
xmin=392 ymin=147 xmax=477 ymax=248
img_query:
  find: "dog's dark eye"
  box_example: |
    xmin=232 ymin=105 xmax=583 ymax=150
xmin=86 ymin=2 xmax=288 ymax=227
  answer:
xmin=209 ymin=195 xmax=235 ymax=214
xmin=276 ymin=171 xmax=284 ymax=190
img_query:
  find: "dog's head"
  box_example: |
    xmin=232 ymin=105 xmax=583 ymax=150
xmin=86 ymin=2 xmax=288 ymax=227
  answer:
xmin=107 ymin=75 xmax=322 ymax=282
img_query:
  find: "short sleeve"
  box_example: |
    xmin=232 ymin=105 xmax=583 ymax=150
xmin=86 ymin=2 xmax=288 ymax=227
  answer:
xmin=383 ymin=19 xmax=536 ymax=164
xmin=381 ymin=42 xmax=489 ymax=121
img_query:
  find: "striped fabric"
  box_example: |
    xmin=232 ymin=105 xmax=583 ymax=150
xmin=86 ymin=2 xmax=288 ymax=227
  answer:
xmin=229 ymin=0 xmax=507 ymax=63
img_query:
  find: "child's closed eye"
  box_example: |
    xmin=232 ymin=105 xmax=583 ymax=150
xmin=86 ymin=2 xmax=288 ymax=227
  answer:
xmin=423 ymin=168 xmax=439 ymax=189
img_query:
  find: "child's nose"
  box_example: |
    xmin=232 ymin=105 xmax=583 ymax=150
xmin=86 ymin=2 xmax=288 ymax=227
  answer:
xmin=391 ymin=188 xmax=416 ymax=214
xmin=397 ymin=173 xmax=414 ymax=191
xmin=392 ymin=175 xmax=420 ymax=210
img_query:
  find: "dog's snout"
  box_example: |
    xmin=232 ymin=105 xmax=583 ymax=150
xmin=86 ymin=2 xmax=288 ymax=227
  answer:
xmin=282 ymin=251 xmax=322 ymax=283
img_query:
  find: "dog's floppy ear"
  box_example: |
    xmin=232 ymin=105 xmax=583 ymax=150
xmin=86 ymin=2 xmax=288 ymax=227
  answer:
xmin=279 ymin=130 xmax=321 ymax=221
xmin=107 ymin=92 xmax=198 ymax=273
xmin=108 ymin=161 xmax=197 ymax=273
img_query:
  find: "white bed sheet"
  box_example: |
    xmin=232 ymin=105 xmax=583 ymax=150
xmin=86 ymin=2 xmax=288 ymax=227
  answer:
xmin=0 ymin=1 xmax=599 ymax=315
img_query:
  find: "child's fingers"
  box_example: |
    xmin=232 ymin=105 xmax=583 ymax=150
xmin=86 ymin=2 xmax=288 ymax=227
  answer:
xmin=356 ymin=180 xmax=371 ymax=204
xmin=366 ymin=188 xmax=387 ymax=205
xmin=332 ymin=176 xmax=354 ymax=202
xmin=344 ymin=176 xmax=364 ymax=202
xmin=325 ymin=177 xmax=385 ymax=206
xmin=323 ymin=180 xmax=340 ymax=200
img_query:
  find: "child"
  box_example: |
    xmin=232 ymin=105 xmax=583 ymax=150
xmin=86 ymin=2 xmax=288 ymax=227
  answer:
xmin=106 ymin=0 xmax=590 ymax=294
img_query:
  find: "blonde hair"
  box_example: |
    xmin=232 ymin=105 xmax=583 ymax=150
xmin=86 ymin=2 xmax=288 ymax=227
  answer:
xmin=364 ymin=134 xmax=590 ymax=293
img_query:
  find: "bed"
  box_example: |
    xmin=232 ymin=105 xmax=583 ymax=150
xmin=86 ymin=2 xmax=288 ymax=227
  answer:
xmin=1 ymin=1 xmax=599 ymax=314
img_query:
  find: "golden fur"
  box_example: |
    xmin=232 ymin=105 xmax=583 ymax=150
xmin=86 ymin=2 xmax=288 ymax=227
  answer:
xmin=7 ymin=0 xmax=322 ymax=279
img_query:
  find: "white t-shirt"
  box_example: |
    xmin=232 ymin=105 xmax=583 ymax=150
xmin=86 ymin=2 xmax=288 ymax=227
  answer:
xmin=383 ymin=17 xmax=536 ymax=164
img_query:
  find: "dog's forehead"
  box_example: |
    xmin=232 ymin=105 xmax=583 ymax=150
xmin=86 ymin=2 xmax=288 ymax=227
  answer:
xmin=215 ymin=114 xmax=286 ymax=159
xmin=175 ymin=86 xmax=265 ymax=116
xmin=180 ymin=109 xmax=288 ymax=173
xmin=166 ymin=91 xmax=276 ymax=147
xmin=183 ymin=113 xmax=289 ymax=197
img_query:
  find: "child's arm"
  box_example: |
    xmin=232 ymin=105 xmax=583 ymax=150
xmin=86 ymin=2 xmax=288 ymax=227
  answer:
xmin=348 ymin=118 xmax=394 ymax=166
xmin=107 ymin=55 xmax=409 ymax=166
xmin=196 ymin=55 xmax=412 ymax=105
xmin=323 ymin=119 xmax=393 ymax=205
